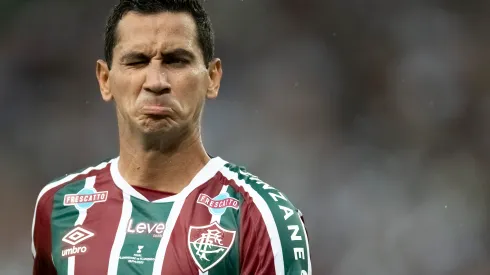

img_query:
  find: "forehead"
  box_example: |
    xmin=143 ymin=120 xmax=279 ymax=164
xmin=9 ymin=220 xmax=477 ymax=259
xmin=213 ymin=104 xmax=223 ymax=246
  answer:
xmin=114 ymin=11 xmax=200 ymax=55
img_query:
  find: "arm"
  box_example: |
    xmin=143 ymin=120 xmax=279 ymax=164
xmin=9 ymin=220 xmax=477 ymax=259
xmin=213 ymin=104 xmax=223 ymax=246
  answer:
xmin=240 ymin=200 xmax=312 ymax=275
xmin=32 ymin=191 xmax=57 ymax=275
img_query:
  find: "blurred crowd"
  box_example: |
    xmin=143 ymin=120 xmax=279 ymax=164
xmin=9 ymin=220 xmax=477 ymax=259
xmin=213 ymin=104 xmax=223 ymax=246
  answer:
xmin=1 ymin=0 xmax=490 ymax=274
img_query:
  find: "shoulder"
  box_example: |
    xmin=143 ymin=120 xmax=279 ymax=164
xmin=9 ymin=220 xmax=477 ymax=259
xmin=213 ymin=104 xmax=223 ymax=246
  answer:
xmin=219 ymin=161 xmax=301 ymax=217
xmin=34 ymin=158 xmax=113 ymax=205
xmin=31 ymin=158 xmax=113 ymax=257
xmin=218 ymin=160 xmax=312 ymax=274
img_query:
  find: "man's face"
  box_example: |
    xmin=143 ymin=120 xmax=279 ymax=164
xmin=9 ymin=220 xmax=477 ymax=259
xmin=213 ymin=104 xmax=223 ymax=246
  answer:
xmin=97 ymin=11 xmax=221 ymax=137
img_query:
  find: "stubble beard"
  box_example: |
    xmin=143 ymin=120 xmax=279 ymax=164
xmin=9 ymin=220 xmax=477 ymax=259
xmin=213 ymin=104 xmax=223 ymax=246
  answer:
xmin=125 ymin=115 xmax=201 ymax=154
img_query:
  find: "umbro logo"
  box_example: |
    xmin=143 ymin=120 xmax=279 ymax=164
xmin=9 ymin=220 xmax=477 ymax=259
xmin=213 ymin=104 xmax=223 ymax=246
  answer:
xmin=62 ymin=226 xmax=94 ymax=245
xmin=61 ymin=226 xmax=94 ymax=257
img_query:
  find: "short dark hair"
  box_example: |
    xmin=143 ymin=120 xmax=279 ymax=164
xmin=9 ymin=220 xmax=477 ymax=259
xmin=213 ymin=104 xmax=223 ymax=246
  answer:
xmin=104 ymin=0 xmax=215 ymax=69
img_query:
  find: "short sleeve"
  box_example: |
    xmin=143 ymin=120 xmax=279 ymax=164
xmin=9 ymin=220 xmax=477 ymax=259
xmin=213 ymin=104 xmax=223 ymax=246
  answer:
xmin=32 ymin=191 xmax=57 ymax=275
xmin=240 ymin=199 xmax=312 ymax=275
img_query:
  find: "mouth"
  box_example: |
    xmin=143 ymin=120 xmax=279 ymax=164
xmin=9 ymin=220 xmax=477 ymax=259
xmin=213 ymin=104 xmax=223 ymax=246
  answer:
xmin=140 ymin=105 xmax=173 ymax=116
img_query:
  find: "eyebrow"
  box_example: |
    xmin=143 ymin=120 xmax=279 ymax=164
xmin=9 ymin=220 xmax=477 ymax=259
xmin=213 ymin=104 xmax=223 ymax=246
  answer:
xmin=120 ymin=48 xmax=196 ymax=62
xmin=120 ymin=52 xmax=149 ymax=63
xmin=163 ymin=48 xmax=196 ymax=60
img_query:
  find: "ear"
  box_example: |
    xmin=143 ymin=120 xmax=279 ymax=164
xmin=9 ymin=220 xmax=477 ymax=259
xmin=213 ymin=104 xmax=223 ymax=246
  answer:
xmin=96 ymin=59 xmax=113 ymax=102
xmin=206 ymin=58 xmax=222 ymax=99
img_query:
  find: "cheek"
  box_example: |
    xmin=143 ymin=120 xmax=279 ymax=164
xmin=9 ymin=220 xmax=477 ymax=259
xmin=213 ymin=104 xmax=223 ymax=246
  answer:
xmin=174 ymin=70 xmax=207 ymax=111
xmin=110 ymin=71 xmax=143 ymax=110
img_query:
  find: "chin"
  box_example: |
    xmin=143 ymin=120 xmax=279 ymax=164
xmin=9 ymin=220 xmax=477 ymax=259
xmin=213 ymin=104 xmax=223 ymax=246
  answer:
xmin=139 ymin=115 xmax=176 ymax=131
xmin=139 ymin=123 xmax=190 ymax=151
xmin=140 ymin=122 xmax=175 ymax=135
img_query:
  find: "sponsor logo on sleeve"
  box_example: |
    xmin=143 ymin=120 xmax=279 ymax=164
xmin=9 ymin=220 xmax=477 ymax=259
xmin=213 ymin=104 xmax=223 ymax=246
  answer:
xmin=197 ymin=193 xmax=239 ymax=216
xmin=63 ymin=188 xmax=108 ymax=210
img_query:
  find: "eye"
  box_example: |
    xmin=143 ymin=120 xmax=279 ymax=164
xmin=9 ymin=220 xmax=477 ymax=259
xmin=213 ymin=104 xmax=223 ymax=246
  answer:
xmin=165 ymin=57 xmax=189 ymax=66
xmin=126 ymin=60 xmax=148 ymax=66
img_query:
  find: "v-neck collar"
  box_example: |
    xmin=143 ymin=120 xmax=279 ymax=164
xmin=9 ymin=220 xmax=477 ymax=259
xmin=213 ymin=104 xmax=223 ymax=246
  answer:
xmin=110 ymin=156 xmax=226 ymax=203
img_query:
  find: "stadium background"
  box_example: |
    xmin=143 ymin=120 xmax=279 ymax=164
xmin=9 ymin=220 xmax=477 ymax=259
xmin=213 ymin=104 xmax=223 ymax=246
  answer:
xmin=1 ymin=0 xmax=490 ymax=274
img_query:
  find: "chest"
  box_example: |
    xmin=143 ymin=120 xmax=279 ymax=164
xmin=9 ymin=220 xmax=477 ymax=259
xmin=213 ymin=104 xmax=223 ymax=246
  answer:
xmin=50 ymin=193 xmax=240 ymax=275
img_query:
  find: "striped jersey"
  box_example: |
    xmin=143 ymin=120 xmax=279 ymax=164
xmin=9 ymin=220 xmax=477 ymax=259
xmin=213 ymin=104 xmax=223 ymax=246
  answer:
xmin=32 ymin=156 xmax=312 ymax=275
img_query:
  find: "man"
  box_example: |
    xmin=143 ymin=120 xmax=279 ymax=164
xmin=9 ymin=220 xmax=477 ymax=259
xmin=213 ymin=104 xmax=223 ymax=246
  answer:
xmin=32 ymin=0 xmax=311 ymax=274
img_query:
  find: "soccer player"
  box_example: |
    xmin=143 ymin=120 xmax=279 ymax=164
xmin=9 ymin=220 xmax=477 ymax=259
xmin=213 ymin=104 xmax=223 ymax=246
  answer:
xmin=31 ymin=0 xmax=312 ymax=274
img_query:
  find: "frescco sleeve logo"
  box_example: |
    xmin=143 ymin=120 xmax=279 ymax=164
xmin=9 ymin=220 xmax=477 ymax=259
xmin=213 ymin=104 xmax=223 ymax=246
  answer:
xmin=197 ymin=193 xmax=239 ymax=216
xmin=63 ymin=188 xmax=108 ymax=210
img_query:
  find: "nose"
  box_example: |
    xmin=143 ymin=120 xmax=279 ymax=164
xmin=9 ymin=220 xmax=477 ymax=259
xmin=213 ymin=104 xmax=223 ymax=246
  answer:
xmin=143 ymin=63 xmax=171 ymax=95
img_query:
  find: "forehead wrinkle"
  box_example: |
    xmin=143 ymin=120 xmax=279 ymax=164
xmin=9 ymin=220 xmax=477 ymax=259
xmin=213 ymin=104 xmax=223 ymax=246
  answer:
xmin=114 ymin=12 xmax=200 ymax=58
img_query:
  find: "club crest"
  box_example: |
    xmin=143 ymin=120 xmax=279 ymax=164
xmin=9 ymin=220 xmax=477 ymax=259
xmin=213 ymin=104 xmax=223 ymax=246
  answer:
xmin=188 ymin=222 xmax=236 ymax=272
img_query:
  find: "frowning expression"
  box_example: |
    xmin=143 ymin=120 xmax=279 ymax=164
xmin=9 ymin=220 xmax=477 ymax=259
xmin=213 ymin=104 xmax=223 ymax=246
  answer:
xmin=97 ymin=11 xmax=221 ymax=137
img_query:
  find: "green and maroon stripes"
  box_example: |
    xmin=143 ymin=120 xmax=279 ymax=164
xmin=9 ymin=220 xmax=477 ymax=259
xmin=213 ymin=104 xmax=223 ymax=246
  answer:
xmin=204 ymin=176 xmax=242 ymax=275
xmin=51 ymin=179 xmax=87 ymax=273
xmin=159 ymin=173 xmax=241 ymax=275
xmin=221 ymin=163 xmax=311 ymax=275
xmin=116 ymin=197 xmax=174 ymax=275
xmin=34 ymin=156 xmax=309 ymax=275
xmin=33 ymin=183 xmax=67 ymax=274
xmin=74 ymin=166 xmax=125 ymax=274
xmin=43 ymin=162 xmax=124 ymax=275
xmin=159 ymin=174 xmax=219 ymax=275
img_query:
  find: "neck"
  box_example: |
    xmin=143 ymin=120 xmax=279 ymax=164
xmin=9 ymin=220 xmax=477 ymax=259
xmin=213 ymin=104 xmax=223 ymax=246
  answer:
xmin=117 ymin=128 xmax=211 ymax=194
